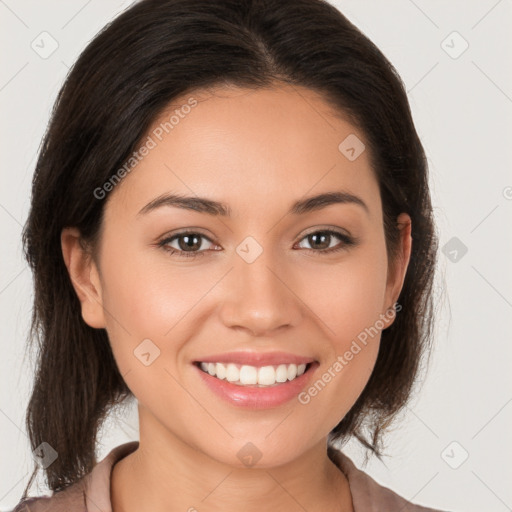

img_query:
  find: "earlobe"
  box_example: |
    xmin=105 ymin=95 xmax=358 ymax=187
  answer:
xmin=61 ymin=227 xmax=107 ymax=329
xmin=382 ymin=212 xmax=412 ymax=329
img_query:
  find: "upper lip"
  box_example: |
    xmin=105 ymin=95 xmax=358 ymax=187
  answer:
xmin=194 ymin=351 xmax=316 ymax=367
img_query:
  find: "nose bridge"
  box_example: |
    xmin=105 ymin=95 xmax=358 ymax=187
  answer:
xmin=219 ymin=237 xmax=301 ymax=336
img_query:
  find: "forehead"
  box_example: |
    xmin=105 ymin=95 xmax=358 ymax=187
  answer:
xmin=105 ymin=83 xmax=381 ymax=223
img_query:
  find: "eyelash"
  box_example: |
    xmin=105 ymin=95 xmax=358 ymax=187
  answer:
xmin=157 ymin=229 xmax=357 ymax=259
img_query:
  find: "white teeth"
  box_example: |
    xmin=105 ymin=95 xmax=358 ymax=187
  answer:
xmin=216 ymin=362 xmax=227 ymax=380
xmin=239 ymin=365 xmax=258 ymax=385
xmin=258 ymin=366 xmax=276 ymax=386
xmin=287 ymin=364 xmax=298 ymax=381
xmin=226 ymin=363 xmax=239 ymax=382
xmin=275 ymin=364 xmax=288 ymax=382
xmin=198 ymin=361 xmax=310 ymax=386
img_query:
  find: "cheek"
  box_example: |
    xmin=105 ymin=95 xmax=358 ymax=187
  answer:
xmin=98 ymin=240 xmax=224 ymax=377
xmin=100 ymin=239 xmax=202 ymax=328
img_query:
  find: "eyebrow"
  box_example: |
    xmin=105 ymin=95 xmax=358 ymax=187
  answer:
xmin=137 ymin=190 xmax=369 ymax=217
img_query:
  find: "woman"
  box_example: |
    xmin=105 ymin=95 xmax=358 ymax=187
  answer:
xmin=13 ymin=0 xmax=446 ymax=510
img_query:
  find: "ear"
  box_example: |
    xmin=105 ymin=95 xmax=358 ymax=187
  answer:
xmin=61 ymin=227 xmax=107 ymax=329
xmin=381 ymin=212 xmax=412 ymax=329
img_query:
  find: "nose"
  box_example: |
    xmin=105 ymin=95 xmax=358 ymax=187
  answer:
xmin=218 ymin=248 xmax=303 ymax=337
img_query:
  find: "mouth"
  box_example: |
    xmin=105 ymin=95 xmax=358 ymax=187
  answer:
xmin=194 ymin=361 xmax=314 ymax=387
xmin=192 ymin=351 xmax=318 ymax=408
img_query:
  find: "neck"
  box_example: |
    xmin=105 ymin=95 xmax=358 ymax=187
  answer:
xmin=111 ymin=407 xmax=354 ymax=512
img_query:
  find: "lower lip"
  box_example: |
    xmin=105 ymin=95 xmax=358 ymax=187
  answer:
xmin=194 ymin=362 xmax=318 ymax=409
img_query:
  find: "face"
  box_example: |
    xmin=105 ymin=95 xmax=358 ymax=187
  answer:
xmin=63 ymin=83 xmax=411 ymax=469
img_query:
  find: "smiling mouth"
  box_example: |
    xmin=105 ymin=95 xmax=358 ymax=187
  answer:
xmin=194 ymin=361 xmax=313 ymax=387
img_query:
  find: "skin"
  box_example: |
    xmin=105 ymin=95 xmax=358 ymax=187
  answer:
xmin=61 ymin=83 xmax=412 ymax=512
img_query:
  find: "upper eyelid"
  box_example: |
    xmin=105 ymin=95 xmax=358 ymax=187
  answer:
xmin=160 ymin=230 xmax=215 ymax=244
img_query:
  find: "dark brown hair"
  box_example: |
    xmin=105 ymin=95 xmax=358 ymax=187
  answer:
xmin=20 ymin=0 xmax=438 ymax=498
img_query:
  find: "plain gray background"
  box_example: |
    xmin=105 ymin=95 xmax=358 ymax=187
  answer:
xmin=1 ymin=1 xmax=511 ymax=511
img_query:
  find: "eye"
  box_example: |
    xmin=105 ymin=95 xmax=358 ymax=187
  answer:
xmin=158 ymin=230 xmax=217 ymax=258
xmin=295 ymin=229 xmax=357 ymax=254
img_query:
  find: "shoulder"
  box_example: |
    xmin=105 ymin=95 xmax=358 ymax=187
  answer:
xmin=328 ymin=446 xmax=451 ymax=512
xmin=10 ymin=442 xmax=139 ymax=512
xmin=11 ymin=483 xmax=86 ymax=512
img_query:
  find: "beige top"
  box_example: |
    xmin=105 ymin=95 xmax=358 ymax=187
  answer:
xmin=13 ymin=441 xmax=448 ymax=512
